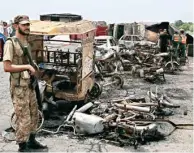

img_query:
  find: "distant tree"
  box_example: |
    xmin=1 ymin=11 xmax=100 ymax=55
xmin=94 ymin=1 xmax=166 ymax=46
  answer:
xmin=189 ymin=25 xmax=193 ymax=32
xmin=174 ymin=20 xmax=184 ymax=27
xmin=179 ymin=23 xmax=190 ymax=31
xmin=172 ymin=20 xmax=193 ymax=34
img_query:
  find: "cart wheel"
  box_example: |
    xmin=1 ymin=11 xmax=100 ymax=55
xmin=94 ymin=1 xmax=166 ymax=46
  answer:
xmin=111 ymin=75 xmax=124 ymax=88
xmin=88 ymin=82 xmax=102 ymax=99
xmin=10 ymin=110 xmax=44 ymax=132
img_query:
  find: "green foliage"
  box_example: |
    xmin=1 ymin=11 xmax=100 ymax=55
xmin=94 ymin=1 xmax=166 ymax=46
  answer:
xmin=179 ymin=23 xmax=193 ymax=32
xmin=189 ymin=26 xmax=193 ymax=32
xmin=174 ymin=20 xmax=184 ymax=27
xmin=173 ymin=20 xmax=194 ymax=33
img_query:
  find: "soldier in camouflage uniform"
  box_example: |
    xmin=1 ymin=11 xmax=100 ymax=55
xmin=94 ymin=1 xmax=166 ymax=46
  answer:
xmin=3 ymin=15 xmax=47 ymax=152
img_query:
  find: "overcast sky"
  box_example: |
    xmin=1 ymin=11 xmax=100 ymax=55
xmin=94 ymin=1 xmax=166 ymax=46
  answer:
xmin=0 ymin=0 xmax=193 ymax=23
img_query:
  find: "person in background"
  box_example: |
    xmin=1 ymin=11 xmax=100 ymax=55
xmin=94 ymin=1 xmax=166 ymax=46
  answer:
xmin=159 ymin=29 xmax=170 ymax=52
xmin=8 ymin=20 xmax=16 ymax=37
xmin=179 ymin=29 xmax=187 ymax=61
xmin=172 ymin=31 xmax=181 ymax=59
xmin=157 ymin=29 xmax=163 ymax=48
xmin=2 ymin=22 xmax=9 ymax=38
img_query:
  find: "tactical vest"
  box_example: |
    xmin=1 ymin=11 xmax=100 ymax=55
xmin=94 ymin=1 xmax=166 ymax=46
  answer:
xmin=7 ymin=37 xmax=31 ymax=87
xmin=173 ymin=34 xmax=180 ymax=42
xmin=181 ymin=35 xmax=187 ymax=44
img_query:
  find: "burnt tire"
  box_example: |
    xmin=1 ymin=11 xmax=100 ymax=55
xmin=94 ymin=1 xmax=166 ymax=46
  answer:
xmin=88 ymin=82 xmax=102 ymax=99
xmin=111 ymin=75 xmax=124 ymax=88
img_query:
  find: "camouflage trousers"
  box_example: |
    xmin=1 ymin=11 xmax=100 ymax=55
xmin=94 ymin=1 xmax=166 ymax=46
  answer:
xmin=10 ymin=86 xmax=39 ymax=143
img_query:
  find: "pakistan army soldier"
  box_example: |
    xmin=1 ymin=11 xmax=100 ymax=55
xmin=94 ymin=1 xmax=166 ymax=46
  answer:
xmin=3 ymin=15 xmax=48 ymax=152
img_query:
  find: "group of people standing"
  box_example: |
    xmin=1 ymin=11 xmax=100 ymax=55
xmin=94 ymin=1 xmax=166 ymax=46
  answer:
xmin=0 ymin=20 xmax=16 ymax=38
xmin=159 ymin=28 xmax=187 ymax=61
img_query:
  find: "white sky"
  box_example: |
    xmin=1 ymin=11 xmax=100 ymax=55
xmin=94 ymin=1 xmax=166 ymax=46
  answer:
xmin=0 ymin=0 xmax=193 ymax=23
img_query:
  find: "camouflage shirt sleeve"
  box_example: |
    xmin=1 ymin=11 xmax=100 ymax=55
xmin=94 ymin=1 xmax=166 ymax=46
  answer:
xmin=3 ymin=40 xmax=14 ymax=62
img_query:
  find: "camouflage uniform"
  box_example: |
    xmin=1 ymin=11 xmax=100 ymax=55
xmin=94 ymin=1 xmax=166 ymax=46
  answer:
xmin=3 ymin=37 xmax=39 ymax=143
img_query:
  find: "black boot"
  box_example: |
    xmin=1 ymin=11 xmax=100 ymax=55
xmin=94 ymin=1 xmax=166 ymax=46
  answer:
xmin=18 ymin=142 xmax=32 ymax=152
xmin=27 ymin=134 xmax=48 ymax=150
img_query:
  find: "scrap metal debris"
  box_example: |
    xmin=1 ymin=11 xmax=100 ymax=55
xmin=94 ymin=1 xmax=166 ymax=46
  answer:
xmin=94 ymin=38 xmax=188 ymax=85
xmin=29 ymin=87 xmax=192 ymax=149
xmin=5 ymin=83 xmax=192 ymax=149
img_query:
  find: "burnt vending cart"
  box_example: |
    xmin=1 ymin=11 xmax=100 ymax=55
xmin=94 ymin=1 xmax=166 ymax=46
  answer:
xmin=29 ymin=20 xmax=102 ymax=111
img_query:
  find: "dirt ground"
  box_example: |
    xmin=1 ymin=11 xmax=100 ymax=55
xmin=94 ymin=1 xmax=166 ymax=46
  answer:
xmin=0 ymin=58 xmax=193 ymax=152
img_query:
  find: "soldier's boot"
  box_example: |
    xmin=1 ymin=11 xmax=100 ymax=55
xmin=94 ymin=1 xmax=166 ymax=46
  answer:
xmin=27 ymin=134 xmax=48 ymax=150
xmin=18 ymin=142 xmax=32 ymax=152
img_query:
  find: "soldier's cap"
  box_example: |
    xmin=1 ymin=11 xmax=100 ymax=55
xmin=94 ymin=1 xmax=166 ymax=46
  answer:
xmin=14 ymin=15 xmax=30 ymax=24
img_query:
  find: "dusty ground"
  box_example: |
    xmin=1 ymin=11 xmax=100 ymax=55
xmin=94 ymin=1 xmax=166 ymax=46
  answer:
xmin=0 ymin=58 xmax=193 ymax=152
